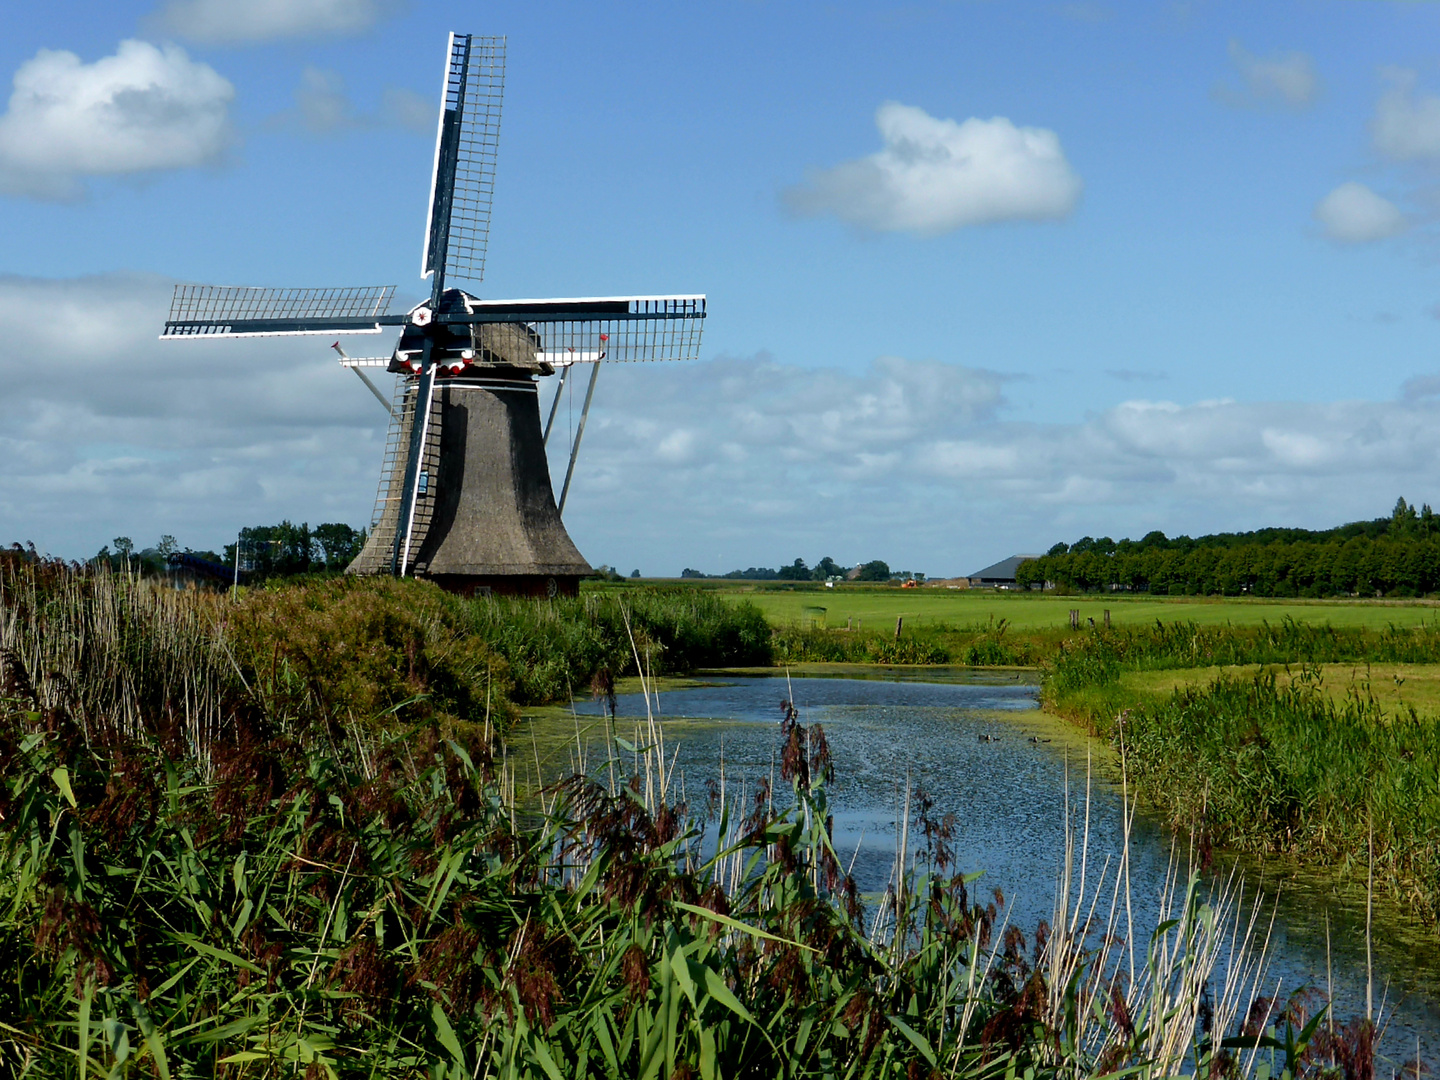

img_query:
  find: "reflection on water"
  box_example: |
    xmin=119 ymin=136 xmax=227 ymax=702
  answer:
xmin=517 ymin=671 xmax=1440 ymax=1069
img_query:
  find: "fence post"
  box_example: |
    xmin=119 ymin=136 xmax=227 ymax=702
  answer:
xmin=1069 ymin=609 xmax=1079 ymax=630
xmin=895 ymin=616 xmax=903 ymax=640
xmin=1104 ymin=609 xmax=1111 ymax=628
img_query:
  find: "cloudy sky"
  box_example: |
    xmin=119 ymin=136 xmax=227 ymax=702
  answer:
xmin=3 ymin=0 xmax=1440 ymax=576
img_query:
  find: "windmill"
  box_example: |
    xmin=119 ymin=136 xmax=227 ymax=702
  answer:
xmin=160 ymin=34 xmax=705 ymax=598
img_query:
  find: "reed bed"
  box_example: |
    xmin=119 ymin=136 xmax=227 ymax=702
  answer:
xmin=0 ymin=554 xmax=772 ymax=740
xmin=0 ymin=554 xmax=240 ymax=762
xmin=770 ymin=621 xmax=1041 ymax=667
xmin=0 ymin=558 xmax=1388 ymax=1078
xmin=1044 ymin=625 xmax=1440 ymax=924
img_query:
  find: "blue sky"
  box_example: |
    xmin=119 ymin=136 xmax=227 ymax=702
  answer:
xmin=3 ymin=0 xmax=1440 ymax=576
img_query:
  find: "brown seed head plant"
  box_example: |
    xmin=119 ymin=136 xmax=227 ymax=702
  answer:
xmin=0 ymin=557 xmax=1395 ymax=1079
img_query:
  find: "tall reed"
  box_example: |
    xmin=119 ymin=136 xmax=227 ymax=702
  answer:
xmin=1043 ymin=624 xmax=1440 ymax=923
xmin=0 ymin=561 xmax=1384 ymax=1078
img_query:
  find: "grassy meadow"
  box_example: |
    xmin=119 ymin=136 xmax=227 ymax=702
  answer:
xmin=659 ymin=580 xmax=1440 ymax=633
xmin=1116 ymin=662 xmax=1440 ymax=720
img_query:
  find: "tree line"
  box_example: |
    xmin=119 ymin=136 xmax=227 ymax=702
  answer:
xmin=681 ymin=557 xmax=923 ymax=583
xmin=222 ymin=521 xmax=367 ymax=580
xmin=1016 ymin=498 xmax=1440 ymax=597
xmin=82 ymin=521 xmax=367 ymax=583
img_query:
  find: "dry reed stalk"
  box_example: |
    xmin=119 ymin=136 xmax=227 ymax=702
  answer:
xmin=1030 ymin=746 xmax=1281 ymax=1080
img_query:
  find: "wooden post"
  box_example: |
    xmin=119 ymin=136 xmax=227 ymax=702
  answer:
xmin=1104 ymin=609 xmax=1111 ymax=628
xmin=895 ymin=616 xmax=903 ymax=639
xmin=1069 ymin=609 xmax=1079 ymax=630
xmin=846 ymin=616 xmax=852 ymax=632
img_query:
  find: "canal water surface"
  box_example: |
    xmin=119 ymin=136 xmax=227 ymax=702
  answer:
xmin=517 ymin=670 xmax=1440 ymax=1071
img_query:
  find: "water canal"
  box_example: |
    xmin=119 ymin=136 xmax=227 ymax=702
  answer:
xmin=516 ymin=669 xmax=1440 ymax=1071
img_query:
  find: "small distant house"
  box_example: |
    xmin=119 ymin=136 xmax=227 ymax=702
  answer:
xmin=967 ymin=555 xmax=1042 ymax=589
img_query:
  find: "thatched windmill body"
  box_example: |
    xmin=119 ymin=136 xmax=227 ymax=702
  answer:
xmin=161 ymin=34 xmax=705 ymax=597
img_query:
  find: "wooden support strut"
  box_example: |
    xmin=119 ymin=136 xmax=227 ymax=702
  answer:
xmin=350 ymin=366 xmax=398 ymax=419
xmin=557 ymin=361 xmax=600 ymax=518
xmin=542 ymin=363 xmax=569 ymax=447
xmin=398 ymin=369 xmax=438 ymax=576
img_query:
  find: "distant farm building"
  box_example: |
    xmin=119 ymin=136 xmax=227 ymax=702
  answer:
xmin=967 ymin=555 xmax=1042 ymax=589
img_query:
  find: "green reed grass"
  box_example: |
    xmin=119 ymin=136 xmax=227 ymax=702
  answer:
xmin=454 ymin=587 xmax=771 ymax=705
xmin=1043 ymin=622 xmax=1440 ymax=923
xmin=771 ymin=621 xmax=1041 ymax=667
xmin=0 ymin=559 xmax=1390 ymax=1078
xmin=1 ymin=676 xmax=1342 ymax=1080
xmin=1 ymin=554 xmax=772 ymax=746
xmin=232 ymin=576 xmax=773 ymax=718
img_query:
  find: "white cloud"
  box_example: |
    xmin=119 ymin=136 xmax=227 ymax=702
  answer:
xmin=0 ymin=274 xmax=389 ymax=555
xmin=562 ymin=360 xmax=1440 ymax=575
xmin=782 ymin=102 xmax=1082 ymax=235
xmin=0 ymin=41 xmax=233 ymax=200
xmin=380 ymin=87 xmax=433 ymax=133
xmin=1314 ymin=181 xmax=1407 ymax=244
xmin=1216 ymin=40 xmax=1320 ymax=109
xmin=285 ymin=67 xmax=433 ymax=135
xmin=8 ymin=273 xmax=1440 ymax=577
xmin=1372 ymin=69 xmax=1440 ymax=162
xmin=153 ymin=0 xmax=396 ymax=44
xmin=295 ymin=67 xmax=354 ymax=133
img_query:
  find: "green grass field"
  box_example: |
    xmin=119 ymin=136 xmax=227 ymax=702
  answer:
xmin=1117 ymin=662 xmax=1440 ymax=720
xmin=688 ymin=584 xmax=1440 ymax=632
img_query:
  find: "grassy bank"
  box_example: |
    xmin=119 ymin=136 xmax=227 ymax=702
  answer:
xmin=1 ymin=558 xmax=1356 ymax=1078
xmin=1042 ymin=623 xmax=1440 ymax=923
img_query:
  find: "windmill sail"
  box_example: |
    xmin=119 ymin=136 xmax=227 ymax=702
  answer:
xmin=160 ymin=284 xmax=397 ymax=338
xmin=422 ymin=34 xmax=504 ymax=289
xmin=455 ymin=296 xmax=707 ymax=363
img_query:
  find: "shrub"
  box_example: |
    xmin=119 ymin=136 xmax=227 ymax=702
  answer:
xmin=230 ymin=575 xmax=516 ymax=731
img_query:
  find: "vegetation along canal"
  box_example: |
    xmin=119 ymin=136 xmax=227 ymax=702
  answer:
xmin=521 ymin=669 xmax=1440 ymax=1071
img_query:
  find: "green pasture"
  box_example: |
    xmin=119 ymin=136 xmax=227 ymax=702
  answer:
xmin=693 ymin=584 xmax=1440 ymax=632
xmin=1118 ymin=661 xmax=1440 ymax=721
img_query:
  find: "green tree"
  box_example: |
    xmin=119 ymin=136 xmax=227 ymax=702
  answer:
xmin=1392 ymin=496 xmax=1419 ymax=537
xmin=225 ymin=521 xmax=316 ymax=581
xmin=313 ymin=522 xmax=365 ymax=569
xmin=855 ymin=559 xmax=890 ymax=582
xmin=112 ymin=536 xmax=134 ymax=559
xmin=1015 ymin=558 xmax=1043 ymax=589
xmin=776 ymin=557 xmax=810 ymax=581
